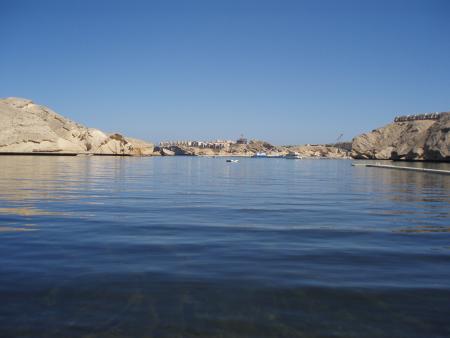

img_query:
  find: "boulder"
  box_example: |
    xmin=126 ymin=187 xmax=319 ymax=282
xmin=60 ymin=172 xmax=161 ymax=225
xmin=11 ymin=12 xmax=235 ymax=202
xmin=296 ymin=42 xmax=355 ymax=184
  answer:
xmin=0 ymin=97 xmax=154 ymax=155
xmin=161 ymin=148 xmax=175 ymax=156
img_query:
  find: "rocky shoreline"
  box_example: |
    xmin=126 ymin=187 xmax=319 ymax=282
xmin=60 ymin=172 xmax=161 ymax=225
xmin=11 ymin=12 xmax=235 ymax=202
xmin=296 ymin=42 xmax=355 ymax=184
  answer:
xmin=154 ymin=142 xmax=350 ymax=159
xmin=1 ymin=97 xmax=448 ymax=161
xmin=0 ymin=97 xmax=351 ymax=159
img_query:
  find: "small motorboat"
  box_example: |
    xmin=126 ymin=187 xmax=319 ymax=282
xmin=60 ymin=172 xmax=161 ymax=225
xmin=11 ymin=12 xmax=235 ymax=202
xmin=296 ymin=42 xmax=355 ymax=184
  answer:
xmin=284 ymin=151 xmax=303 ymax=159
xmin=226 ymin=159 xmax=239 ymax=163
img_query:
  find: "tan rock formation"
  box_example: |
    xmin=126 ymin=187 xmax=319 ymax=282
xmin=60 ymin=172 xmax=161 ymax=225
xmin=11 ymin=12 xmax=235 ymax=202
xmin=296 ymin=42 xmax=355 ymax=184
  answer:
xmin=161 ymin=148 xmax=175 ymax=156
xmin=0 ymin=97 xmax=154 ymax=155
xmin=424 ymin=113 xmax=450 ymax=161
xmin=286 ymin=145 xmax=350 ymax=158
xmin=352 ymin=113 xmax=449 ymax=161
xmin=163 ymin=141 xmax=350 ymax=159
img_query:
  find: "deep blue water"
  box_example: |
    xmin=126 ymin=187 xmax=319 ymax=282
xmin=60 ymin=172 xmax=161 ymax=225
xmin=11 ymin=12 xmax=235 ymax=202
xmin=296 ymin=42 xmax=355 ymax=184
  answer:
xmin=0 ymin=156 xmax=449 ymax=338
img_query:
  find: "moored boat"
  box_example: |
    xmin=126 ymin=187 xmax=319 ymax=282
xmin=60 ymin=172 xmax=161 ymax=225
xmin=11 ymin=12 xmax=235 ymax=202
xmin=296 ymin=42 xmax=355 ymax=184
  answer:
xmin=284 ymin=151 xmax=303 ymax=159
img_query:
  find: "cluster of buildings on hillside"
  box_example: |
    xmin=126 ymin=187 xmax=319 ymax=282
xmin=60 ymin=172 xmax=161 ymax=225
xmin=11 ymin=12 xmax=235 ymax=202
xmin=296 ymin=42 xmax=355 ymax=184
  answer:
xmin=394 ymin=112 xmax=448 ymax=122
xmin=159 ymin=137 xmax=248 ymax=149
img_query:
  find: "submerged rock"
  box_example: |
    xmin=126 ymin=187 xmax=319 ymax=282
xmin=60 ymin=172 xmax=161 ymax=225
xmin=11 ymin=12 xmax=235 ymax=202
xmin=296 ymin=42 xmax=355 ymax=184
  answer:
xmin=352 ymin=113 xmax=450 ymax=161
xmin=0 ymin=97 xmax=154 ymax=155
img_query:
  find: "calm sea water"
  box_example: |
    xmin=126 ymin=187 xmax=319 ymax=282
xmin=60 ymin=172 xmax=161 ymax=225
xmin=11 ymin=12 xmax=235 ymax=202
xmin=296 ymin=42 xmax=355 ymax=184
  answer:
xmin=0 ymin=156 xmax=449 ymax=338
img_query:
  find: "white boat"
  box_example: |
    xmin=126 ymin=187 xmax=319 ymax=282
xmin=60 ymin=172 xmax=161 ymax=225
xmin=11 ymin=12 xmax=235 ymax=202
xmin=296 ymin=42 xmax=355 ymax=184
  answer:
xmin=226 ymin=159 xmax=239 ymax=163
xmin=252 ymin=152 xmax=268 ymax=158
xmin=284 ymin=151 xmax=303 ymax=159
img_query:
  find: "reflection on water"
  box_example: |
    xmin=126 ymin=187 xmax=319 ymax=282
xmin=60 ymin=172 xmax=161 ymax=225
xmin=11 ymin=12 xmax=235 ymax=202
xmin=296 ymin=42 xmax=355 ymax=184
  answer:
xmin=0 ymin=156 xmax=449 ymax=337
xmin=0 ymin=207 xmax=63 ymax=216
xmin=0 ymin=226 xmax=37 ymax=232
xmin=397 ymin=225 xmax=450 ymax=233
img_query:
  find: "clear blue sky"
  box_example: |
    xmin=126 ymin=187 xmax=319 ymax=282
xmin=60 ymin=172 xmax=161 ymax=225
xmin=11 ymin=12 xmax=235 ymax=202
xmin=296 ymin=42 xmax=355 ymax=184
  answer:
xmin=1 ymin=0 xmax=449 ymax=144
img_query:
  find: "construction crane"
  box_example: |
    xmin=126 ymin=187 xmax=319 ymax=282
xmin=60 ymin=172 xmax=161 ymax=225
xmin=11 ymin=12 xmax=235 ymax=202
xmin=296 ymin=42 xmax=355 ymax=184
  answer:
xmin=327 ymin=133 xmax=344 ymax=148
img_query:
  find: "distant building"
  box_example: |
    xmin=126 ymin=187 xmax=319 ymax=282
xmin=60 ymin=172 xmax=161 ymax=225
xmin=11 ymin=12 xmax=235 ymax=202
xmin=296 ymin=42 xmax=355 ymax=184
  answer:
xmin=394 ymin=112 xmax=448 ymax=122
xmin=160 ymin=139 xmax=234 ymax=149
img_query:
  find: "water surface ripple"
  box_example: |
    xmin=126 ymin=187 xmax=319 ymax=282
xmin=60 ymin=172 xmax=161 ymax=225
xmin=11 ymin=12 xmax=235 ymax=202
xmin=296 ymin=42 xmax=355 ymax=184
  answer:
xmin=0 ymin=156 xmax=449 ymax=337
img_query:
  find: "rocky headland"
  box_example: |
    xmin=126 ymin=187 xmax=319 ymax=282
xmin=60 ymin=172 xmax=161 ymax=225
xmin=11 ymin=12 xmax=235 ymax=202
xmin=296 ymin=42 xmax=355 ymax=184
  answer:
xmin=0 ymin=97 xmax=154 ymax=156
xmin=352 ymin=113 xmax=449 ymax=161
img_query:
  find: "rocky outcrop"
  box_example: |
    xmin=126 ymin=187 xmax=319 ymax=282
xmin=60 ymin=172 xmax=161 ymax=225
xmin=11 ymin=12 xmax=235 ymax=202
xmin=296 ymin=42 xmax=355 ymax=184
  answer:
xmin=161 ymin=148 xmax=175 ymax=156
xmin=0 ymin=97 xmax=154 ymax=155
xmin=286 ymin=145 xmax=350 ymax=158
xmin=352 ymin=113 xmax=449 ymax=161
xmin=161 ymin=141 xmax=350 ymax=158
xmin=423 ymin=113 xmax=450 ymax=161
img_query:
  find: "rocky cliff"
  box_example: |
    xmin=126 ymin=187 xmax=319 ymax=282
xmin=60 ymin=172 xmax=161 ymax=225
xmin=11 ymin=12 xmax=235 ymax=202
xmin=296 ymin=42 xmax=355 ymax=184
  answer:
xmin=0 ymin=97 xmax=154 ymax=155
xmin=352 ymin=113 xmax=449 ymax=161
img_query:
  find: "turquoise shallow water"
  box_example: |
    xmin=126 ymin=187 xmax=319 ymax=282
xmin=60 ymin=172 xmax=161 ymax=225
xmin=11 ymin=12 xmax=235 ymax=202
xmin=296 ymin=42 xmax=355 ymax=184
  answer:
xmin=0 ymin=156 xmax=449 ymax=338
